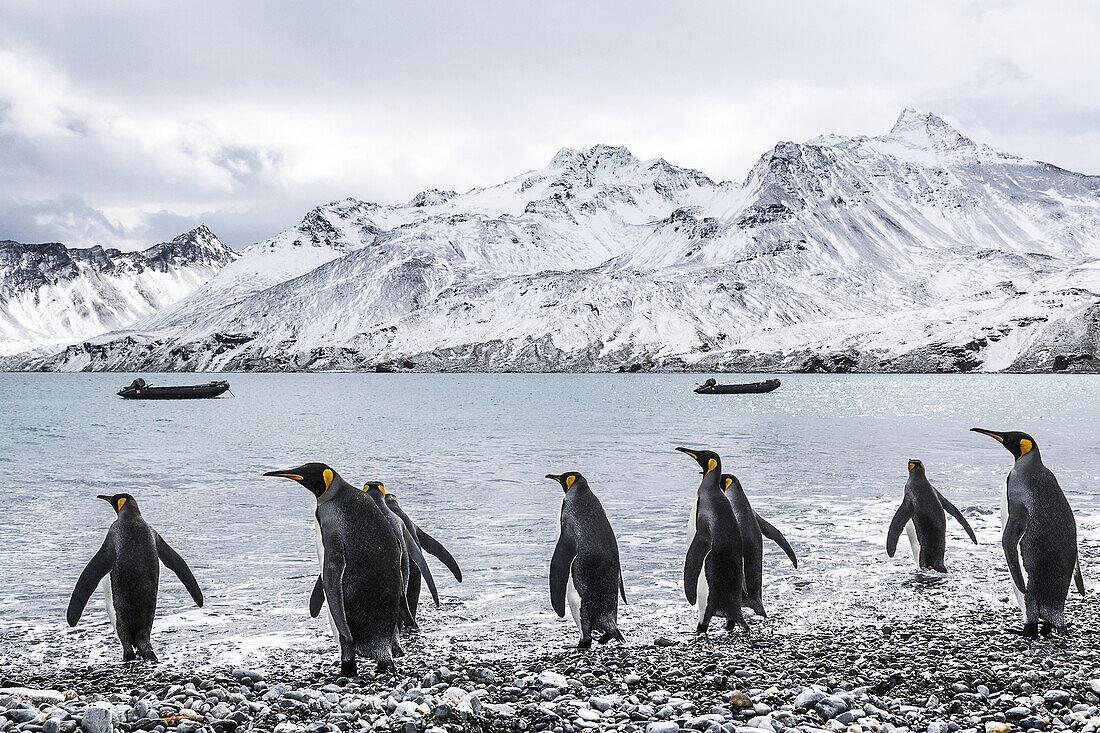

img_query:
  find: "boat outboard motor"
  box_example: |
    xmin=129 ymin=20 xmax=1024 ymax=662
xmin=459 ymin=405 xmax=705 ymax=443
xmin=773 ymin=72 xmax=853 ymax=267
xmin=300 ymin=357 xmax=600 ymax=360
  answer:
xmin=129 ymin=378 xmax=147 ymax=390
xmin=704 ymin=378 xmax=716 ymax=387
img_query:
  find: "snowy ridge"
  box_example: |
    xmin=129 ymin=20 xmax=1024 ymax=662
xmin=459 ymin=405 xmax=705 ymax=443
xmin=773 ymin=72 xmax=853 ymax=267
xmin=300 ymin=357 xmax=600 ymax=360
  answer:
xmin=0 ymin=226 xmax=236 ymax=356
xmin=8 ymin=110 xmax=1100 ymax=372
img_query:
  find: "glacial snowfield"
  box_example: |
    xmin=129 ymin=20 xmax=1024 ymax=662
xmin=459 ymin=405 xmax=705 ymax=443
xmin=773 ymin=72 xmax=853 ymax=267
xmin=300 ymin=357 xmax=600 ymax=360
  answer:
xmin=5 ymin=109 xmax=1100 ymax=372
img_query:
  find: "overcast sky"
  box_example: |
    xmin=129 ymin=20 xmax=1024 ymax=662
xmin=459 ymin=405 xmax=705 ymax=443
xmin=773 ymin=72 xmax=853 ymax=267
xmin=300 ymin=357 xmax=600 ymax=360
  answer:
xmin=2 ymin=1 xmax=1098 ymax=250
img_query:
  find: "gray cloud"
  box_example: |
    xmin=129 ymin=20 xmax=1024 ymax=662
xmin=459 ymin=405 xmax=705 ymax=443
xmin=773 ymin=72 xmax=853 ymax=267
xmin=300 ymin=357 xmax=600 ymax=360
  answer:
xmin=0 ymin=0 xmax=1097 ymax=250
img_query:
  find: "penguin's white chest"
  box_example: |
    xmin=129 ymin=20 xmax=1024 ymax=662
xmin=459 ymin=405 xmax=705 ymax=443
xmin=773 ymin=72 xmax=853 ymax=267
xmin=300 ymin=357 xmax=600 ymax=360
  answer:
xmin=99 ymin=574 xmax=117 ymax=629
xmin=904 ymin=521 xmax=922 ymax=567
xmin=565 ymin=562 xmax=582 ymax=630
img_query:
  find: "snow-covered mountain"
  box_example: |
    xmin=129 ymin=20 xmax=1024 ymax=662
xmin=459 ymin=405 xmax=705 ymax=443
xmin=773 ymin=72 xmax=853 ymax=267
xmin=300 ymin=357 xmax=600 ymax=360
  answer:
xmin=0 ymin=225 xmax=235 ymax=355
xmin=9 ymin=110 xmax=1100 ymax=372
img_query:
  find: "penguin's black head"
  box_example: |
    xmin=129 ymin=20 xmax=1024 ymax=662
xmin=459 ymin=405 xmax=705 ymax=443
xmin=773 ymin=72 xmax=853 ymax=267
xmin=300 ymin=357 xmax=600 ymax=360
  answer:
xmin=970 ymin=428 xmax=1038 ymax=460
xmin=676 ymin=447 xmax=721 ymax=476
xmin=720 ymin=474 xmax=742 ymax=492
xmin=97 ymin=493 xmax=136 ymax=513
xmin=263 ymin=462 xmax=338 ymax=497
xmin=545 ymin=472 xmax=585 ymax=493
xmin=907 ymin=459 xmax=925 ymax=474
xmin=362 ymin=481 xmax=385 ymax=495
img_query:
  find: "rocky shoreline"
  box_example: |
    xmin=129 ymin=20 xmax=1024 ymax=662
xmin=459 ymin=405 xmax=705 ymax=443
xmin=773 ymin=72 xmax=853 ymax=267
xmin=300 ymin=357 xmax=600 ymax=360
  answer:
xmin=3 ymin=601 xmax=1098 ymax=733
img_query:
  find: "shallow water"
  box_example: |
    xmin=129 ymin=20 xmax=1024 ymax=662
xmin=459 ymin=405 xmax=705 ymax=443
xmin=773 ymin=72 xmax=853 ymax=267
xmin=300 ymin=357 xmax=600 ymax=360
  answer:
xmin=0 ymin=373 xmax=1096 ymax=669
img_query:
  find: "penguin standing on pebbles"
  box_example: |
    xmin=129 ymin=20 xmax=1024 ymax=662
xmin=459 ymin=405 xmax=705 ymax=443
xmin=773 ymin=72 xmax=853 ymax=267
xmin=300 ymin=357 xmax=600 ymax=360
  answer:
xmin=545 ymin=472 xmax=626 ymax=648
xmin=677 ymin=448 xmax=749 ymax=634
xmin=886 ymin=460 xmax=978 ymax=572
xmin=264 ymin=463 xmax=406 ymax=675
xmin=67 ymin=494 xmax=203 ymax=661
xmin=720 ymin=474 xmax=797 ymax=616
xmin=971 ymin=429 xmax=1086 ymax=636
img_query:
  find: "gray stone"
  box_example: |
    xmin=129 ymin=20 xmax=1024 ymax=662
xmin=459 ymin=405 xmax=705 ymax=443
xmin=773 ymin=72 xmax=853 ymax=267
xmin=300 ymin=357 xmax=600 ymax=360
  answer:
xmin=815 ymin=697 xmax=849 ymax=721
xmin=646 ymin=723 xmax=680 ymax=733
xmin=795 ymin=689 xmax=826 ymax=710
xmin=80 ymin=709 xmax=112 ymax=733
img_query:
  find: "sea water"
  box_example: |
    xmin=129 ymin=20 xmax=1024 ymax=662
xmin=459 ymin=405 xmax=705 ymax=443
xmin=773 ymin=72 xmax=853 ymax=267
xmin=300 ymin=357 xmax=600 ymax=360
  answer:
xmin=0 ymin=373 xmax=1096 ymax=668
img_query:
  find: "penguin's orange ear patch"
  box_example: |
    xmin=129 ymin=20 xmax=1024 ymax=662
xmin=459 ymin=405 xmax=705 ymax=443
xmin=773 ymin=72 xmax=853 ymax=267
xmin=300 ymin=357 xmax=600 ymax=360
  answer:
xmin=322 ymin=469 xmax=334 ymax=493
xmin=706 ymin=458 xmax=717 ymax=475
xmin=1019 ymin=438 xmax=1033 ymax=456
xmin=565 ymin=475 xmax=576 ymax=490
xmin=723 ymin=477 xmax=732 ymax=489
xmin=116 ymin=497 xmax=127 ymax=510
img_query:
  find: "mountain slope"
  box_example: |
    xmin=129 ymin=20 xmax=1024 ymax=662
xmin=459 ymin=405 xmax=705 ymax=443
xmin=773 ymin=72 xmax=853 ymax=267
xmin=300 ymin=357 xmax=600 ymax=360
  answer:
xmin=0 ymin=226 xmax=235 ymax=355
xmin=11 ymin=110 xmax=1100 ymax=372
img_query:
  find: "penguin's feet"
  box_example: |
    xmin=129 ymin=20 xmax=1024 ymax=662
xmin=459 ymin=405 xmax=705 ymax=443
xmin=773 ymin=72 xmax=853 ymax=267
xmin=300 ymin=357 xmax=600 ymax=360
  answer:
xmin=1007 ymin=623 xmax=1039 ymax=638
xmin=1040 ymin=622 xmax=1053 ymax=637
xmin=695 ymin=623 xmax=708 ymax=635
xmin=340 ymin=661 xmax=358 ymax=678
xmin=121 ymin=651 xmax=137 ymax=662
xmin=576 ymin=638 xmax=592 ymax=650
xmin=139 ymin=650 xmax=158 ymax=662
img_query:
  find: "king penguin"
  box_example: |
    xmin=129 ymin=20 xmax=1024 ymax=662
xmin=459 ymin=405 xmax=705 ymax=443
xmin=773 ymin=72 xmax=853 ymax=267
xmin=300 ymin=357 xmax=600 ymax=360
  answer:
xmin=265 ymin=463 xmax=407 ymax=674
xmin=886 ymin=460 xmax=978 ymax=572
xmin=971 ymin=429 xmax=1086 ymax=636
xmin=545 ymin=472 xmax=626 ymax=648
xmin=677 ymin=448 xmax=749 ymax=634
xmin=363 ymin=482 xmax=440 ymax=626
xmin=385 ymin=492 xmax=462 ymax=624
xmin=67 ymin=494 xmax=203 ymax=661
xmin=720 ymin=474 xmax=797 ymax=617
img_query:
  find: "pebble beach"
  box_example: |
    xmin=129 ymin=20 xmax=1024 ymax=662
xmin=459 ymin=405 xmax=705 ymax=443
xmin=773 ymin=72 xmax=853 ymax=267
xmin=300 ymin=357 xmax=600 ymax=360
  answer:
xmin=3 ymin=594 xmax=1097 ymax=733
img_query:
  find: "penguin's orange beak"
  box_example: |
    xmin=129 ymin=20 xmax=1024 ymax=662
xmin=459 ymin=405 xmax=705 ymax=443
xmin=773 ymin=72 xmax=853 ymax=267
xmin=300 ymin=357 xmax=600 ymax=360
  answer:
xmin=264 ymin=470 xmax=304 ymax=481
xmin=970 ymin=428 xmax=1005 ymax=443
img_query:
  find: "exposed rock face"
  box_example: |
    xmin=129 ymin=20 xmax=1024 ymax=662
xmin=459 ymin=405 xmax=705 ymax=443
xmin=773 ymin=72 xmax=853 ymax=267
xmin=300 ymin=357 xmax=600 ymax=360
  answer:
xmin=0 ymin=226 xmax=235 ymax=356
xmin=7 ymin=110 xmax=1100 ymax=372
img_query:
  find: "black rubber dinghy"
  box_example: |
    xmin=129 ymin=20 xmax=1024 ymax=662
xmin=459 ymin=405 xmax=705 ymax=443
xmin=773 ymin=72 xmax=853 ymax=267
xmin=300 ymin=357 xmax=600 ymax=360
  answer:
xmin=117 ymin=378 xmax=230 ymax=400
xmin=694 ymin=378 xmax=780 ymax=395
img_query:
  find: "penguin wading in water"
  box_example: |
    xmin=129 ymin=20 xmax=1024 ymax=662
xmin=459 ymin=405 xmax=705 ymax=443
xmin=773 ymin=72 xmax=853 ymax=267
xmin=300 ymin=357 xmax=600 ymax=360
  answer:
xmin=886 ymin=460 xmax=978 ymax=572
xmin=384 ymin=492 xmax=462 ymax=625
xmin=678 ymin=448 xmax=749 ymax=634
xmin=971 ymin=429 xmax=1086 ymax=636
xmin=265 ymin=464 xmax=407 ymax=674
xmin=720 ymin=474 xmax=797 ymax=617
xmin=67 ymin=494 xmax=203 ymax=661
xmin=545 ymin=472 xmax=626 ymax=648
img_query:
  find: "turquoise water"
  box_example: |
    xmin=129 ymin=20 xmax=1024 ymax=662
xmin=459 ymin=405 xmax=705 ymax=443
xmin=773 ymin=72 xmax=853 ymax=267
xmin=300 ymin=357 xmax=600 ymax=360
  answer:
xmin=0 ymin=373 xmax=1096 ymax=667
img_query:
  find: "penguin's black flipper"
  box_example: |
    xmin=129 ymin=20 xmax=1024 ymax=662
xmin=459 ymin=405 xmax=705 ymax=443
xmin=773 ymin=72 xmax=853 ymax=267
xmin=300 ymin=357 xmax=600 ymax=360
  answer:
xmin=155 ymin=534 xmax=204 ymax=607
xmin=886 ymin=501 xmax=913 ymax=557
xmin=402 ymin=524 xmax=439 ymax=607
xmin=935 ymin=491 xmax=978 ymax=544
xmin=309 ymin=575 xmax=325 ymax=618
xmin=416 ymin=528 xmax=462 ymax=582
xmin=683 ymin=531 xmax=709 ymax=605
xmin=67 ymin=540 xmax=115 ymax=626
xmin=1074 ymin=561 xmax=1085 ymax=596
xmin=1002 ymin=505 xmax=1030 ymax=595
xmin=619 ymin=570 xmax=627 ymax=604
xmin=755 ymin=512 xmax=798 ymax=567
xmin=321 ymin=540 xmax=354 ymax=641
xmin=549 ymin=524 xmax=578 ymax=618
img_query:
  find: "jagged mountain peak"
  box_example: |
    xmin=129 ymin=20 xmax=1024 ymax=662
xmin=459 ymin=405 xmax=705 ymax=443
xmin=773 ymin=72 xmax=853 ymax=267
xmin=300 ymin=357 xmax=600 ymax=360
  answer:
xmin=882 ymin=107 xmax=976 ymax=152
xmin=547 ymin=144 xmax=639 ymax=171
xmin=406 ymin=188 xmax=458 ymax=208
